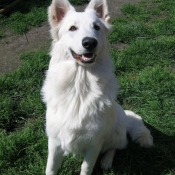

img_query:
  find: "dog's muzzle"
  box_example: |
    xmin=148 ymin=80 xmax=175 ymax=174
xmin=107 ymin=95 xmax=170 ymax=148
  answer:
xmin=71 ymin=37 xmax=97 ymax=64
xmin=71 ymin=50 xmax=96 ymax=64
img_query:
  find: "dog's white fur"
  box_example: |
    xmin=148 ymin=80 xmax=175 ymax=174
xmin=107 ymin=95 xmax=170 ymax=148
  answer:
xmin=41 ymin=0 xmax=153 ymax=174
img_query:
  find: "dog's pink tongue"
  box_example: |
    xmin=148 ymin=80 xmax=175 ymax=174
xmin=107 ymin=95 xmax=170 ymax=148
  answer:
xmin=82 ymin=53 xmax=93 ymax=61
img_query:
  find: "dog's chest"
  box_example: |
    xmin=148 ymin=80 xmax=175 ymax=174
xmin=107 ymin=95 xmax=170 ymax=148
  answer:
xmin=47 ymin=91 xmax=108 ymax=155
xmin=44 ymin=64 xmax=117 ymax=154
xmin=57 ymin=111 xmax=106 ymax=155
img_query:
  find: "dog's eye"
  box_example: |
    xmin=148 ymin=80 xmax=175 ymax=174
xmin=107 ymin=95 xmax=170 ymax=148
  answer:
xmin=94 ymin=24 xmax=100 ymax=31
xmin=69 ymin=26 xmax=77 ymax=31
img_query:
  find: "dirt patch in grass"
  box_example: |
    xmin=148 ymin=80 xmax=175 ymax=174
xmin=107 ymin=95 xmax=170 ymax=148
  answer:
xmin=0 ymin=0 xmax=140 ymax=76
xmin=0 ymin=22 xmax=51 ymax=76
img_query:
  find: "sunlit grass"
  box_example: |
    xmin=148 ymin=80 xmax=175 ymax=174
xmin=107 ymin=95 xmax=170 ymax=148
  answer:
xmin=0 ymin=0 xmax=89 ymax=35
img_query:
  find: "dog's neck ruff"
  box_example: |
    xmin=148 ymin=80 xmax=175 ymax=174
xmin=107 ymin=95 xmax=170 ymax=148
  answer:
xmin=42 ymin=52 xmax=118 ymax=124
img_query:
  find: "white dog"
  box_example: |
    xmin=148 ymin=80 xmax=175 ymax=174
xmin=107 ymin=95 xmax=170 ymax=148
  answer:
xmin=41 ymin=0 xmax=153 ymax=174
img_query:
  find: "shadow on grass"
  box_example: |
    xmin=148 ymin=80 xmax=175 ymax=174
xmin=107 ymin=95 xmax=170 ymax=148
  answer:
xmin=1 ymin=0 xmax=89 ymax=15
xmin=92 ymin=123 xmax=175 ymax=175
xmin=0 ymin=0 xmax=49 ymax=15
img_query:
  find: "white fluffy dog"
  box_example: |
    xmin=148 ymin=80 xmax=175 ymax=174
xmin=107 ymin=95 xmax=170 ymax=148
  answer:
xmin=41 ymin=0 xmax=153 ymax=174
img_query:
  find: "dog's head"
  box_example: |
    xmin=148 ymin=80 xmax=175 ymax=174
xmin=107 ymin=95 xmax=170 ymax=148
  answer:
xmin=48 ymin=0 xmax=112 ymax=66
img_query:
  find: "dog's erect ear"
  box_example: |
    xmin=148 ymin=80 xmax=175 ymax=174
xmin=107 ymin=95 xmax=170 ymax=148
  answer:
xmin=86 ymin=0 xmax=110 ymax=22
xmin=48 ymin=0 xmax=75 ymax=26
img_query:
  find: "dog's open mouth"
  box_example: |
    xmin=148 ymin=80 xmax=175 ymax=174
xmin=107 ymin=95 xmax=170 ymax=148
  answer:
xmin=71 ymin=50 xmax=96 ymax=64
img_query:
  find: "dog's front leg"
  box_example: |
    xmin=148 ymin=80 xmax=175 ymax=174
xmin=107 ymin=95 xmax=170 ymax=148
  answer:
xmin=80 ymin=145 xmax=101 ymax=175
xmin=46 ymin=138 xmax=64 ymax=175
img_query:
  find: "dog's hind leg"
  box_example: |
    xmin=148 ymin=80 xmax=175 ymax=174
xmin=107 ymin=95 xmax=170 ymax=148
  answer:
xmin=46 ymin=138 xmax=64 ymax=175
xmin=101 ymin=149 xmax=116 ymax=170
xmin=124 ymin=110 xmax=153 ymax=147
xmin=116 ymin=104 xmax=153 ymax=147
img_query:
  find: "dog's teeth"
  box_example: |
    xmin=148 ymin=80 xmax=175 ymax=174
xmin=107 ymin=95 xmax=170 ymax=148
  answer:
xmin=82 ymin=53 xmax=94 ymax=61
xmin=71 ymin=50 xmax=95 ymax=63
xmin=82 ymin=55 xmax=92 ymax=61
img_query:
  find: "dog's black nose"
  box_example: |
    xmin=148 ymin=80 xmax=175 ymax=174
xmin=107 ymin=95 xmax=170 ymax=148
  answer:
xmin=82 ymin=37 xmax=98 ymax=50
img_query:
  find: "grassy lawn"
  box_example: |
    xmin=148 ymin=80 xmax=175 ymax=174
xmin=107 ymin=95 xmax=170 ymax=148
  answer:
xmin=0 ymin=0 xmax=175 ymax=174
xmin=0 ymin=0 xmax=89 ymax=36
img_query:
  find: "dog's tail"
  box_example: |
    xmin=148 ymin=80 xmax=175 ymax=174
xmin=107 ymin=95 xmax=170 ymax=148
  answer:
xmin=124 ymin=110 xmax=153 ymax=147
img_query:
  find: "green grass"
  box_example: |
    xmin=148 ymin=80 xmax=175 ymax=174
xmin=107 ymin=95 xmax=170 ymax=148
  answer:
xmin=0 ymin=0 xmax=89 ymax=35
xmin=0 ymin=0 xmax=175 ymax=174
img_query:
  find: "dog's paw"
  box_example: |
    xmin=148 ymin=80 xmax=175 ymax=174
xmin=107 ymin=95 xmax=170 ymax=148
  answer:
xmin=101 ymin=158 xmax=113 ymax=170
xmin=100 ymin=150 xmax=115 ymax=170
xmin=136 ymin=132 xmax=154 ymax=148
